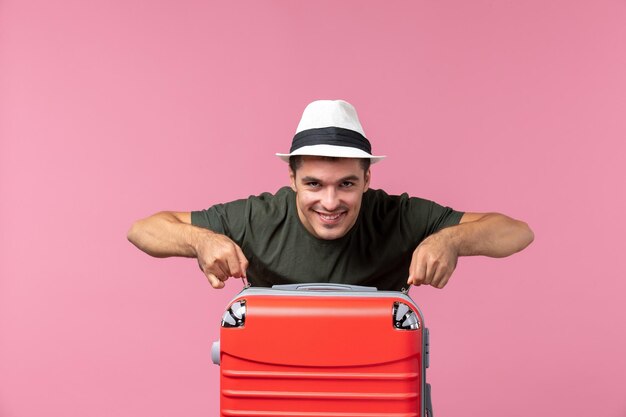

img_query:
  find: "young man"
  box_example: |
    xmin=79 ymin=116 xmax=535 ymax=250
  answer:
xmin=128 ymin=100 xmax=533 ymax=291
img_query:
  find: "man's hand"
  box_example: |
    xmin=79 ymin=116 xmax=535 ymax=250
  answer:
xmin=407 ymin=230 xmax=459 ymax=289
xmin=406 ymin=212 xmax=534 ymax=289
xmin=128 ymin=211 xmax=249 ymax=289
xmin=194 ymin=232 xmax=249 ymax=289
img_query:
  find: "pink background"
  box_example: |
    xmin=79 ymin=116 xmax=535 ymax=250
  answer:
xmin=1 ymin=1 xmax=625 ymax=416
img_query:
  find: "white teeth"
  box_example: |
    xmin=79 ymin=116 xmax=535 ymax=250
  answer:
xmin=319 ymin=212 xmax=342 ymax=221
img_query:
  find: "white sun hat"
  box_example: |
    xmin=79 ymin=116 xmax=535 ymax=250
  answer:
xmin=276 ymin=100 xmax=386 ymax=163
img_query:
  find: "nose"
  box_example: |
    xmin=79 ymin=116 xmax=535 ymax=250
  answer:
xmin=320 ymin=187 xmax=340 ymax=211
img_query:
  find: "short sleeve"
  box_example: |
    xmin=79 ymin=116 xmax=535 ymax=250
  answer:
xmin=361 ymin=189 xmax=464 ymax=250
xmin=190 ymin=188 xmax=293 ymax=248
xmin=191 ymin=199 xmax=249 ymax=245
xmin=407 ymin=196 xmax=464 ymax=237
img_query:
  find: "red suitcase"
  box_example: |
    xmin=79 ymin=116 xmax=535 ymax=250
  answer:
xmin=211 ymin=283 xmax=434 ymax=417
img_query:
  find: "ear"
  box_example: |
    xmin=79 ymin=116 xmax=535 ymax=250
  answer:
xmin=363 ymin=168 xmax=371 ymax=192
xmin=289 ymin=168 xmax=297 ymax=191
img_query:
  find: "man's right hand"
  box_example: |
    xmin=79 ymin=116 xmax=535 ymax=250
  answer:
xmin=194 ymin=232 xmax=249 ymax=289
xmin=128 ymin=211 xmax=248 ymax=289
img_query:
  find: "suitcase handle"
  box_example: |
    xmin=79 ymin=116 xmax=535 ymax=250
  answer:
xmin=271 ymin=283 xmax=378 ymax=292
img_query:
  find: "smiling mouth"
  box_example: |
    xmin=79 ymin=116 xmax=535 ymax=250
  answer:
xmin=316 ymin=211 xmax=346 ymax=224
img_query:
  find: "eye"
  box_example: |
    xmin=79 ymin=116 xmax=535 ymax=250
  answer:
xmin=305 ymin=181 xmax=320 ymax=188
xmin=340 ymin=181 xmax=355 ymax=188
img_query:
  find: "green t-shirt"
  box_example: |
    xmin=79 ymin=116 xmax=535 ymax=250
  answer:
xmin=191 ymin=187 xmax=463 ymax=291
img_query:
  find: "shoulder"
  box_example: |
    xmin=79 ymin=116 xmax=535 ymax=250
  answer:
xmin=255 ymin=186 xmax=294 ymax=201
xmin=208 ymin=187 xmax=294 ymax=208
xmin=362 ymin=188 xmax=417 ymax=211
xmin=246 ymin=186 xmax=294 ymax=208
xmin=191 ymin=187 xmax=293 ymax=222
xmin=364 ymin=188 xmax=453 ymax=210
xmin=239 ymin=187 xmax=295 ymax=223
xmin=362 ymin=188 xmax=462 ymax=229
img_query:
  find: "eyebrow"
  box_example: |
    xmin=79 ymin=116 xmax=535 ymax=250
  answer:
xmin=300 ymin=175 xmax=361 ymax=183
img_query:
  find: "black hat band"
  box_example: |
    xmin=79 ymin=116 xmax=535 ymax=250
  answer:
xmin=290 ymin=127 xmax=372 ymax=154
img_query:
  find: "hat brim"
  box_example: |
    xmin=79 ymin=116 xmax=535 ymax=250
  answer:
xmin=276 ymin=144 xmax=385 ymax=164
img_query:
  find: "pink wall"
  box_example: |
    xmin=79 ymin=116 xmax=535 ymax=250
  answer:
xmin=1 ymin=1 xmax=625 ymax=416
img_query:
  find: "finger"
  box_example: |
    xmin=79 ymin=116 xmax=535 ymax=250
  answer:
xmin=408 ymin=254 xmax=427 ymax=286
xmin=435 ymin=257 xmax=457 ymax=289
xmin=436 ymin=269 xmax=455 ymax=289
xmin=235 ymin=245 xmax=249 ymax=278
xmin=206 ymin=272 xmax=225 ymax=289
xmin=212 ymin=259 xmax=231 ymax=281
xmin=198 ymin=255 xmax=228 ymax=281
xmin=225 ymin=247 xmax=243 ymax=278
xmin=422 ymin=262 xmax=435 ymax=286
xmin=436 ymin=274 xmax=449 ymax=289
xmin=431 ymin=265 xmax=446 ymax=288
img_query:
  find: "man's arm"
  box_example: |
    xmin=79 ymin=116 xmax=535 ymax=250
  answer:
xmin=127 ymin=212 xmax=248 ymax=288
xmin=407 ymin=212 xmax=534 ymax=289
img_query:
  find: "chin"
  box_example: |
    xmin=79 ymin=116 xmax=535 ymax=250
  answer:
xmin=314 ymin=227 xmax=347 ymax=241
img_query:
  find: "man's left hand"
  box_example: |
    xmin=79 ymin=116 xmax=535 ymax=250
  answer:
xmin=407 ymin=230 xmax=459 ymax=289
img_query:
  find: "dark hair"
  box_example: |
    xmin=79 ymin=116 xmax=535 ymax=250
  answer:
xmin=289 ymin=155 xmax=371 ymax=173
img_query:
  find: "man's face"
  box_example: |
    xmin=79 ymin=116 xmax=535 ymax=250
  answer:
xmin=290 ymin=156 xmax=370 ymax=240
